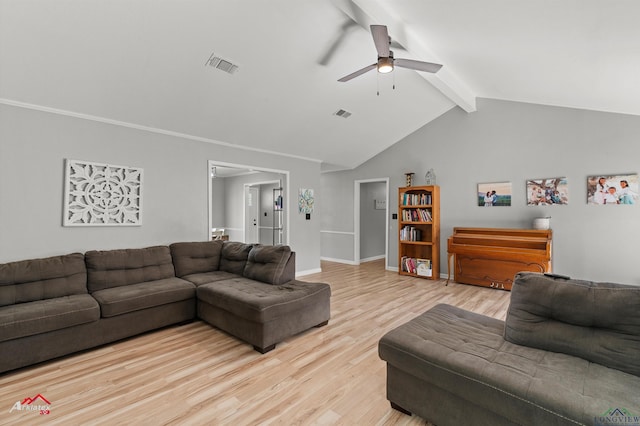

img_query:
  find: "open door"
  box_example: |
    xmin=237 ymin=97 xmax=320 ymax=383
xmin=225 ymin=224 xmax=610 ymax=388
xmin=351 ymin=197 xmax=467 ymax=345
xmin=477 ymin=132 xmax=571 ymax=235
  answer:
xmin=244 ymin=186 xmax=260 ymax=243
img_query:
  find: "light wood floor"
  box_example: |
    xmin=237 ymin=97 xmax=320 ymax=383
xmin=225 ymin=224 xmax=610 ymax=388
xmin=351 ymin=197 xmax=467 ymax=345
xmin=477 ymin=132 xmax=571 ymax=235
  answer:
xmin=0 ymin=260 xmax=511 ymax=425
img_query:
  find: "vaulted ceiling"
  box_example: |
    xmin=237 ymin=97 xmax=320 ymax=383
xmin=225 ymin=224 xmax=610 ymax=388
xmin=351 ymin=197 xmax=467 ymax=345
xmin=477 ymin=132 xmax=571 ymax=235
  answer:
xmin=2 ymin=1 xmax=638 ymax=171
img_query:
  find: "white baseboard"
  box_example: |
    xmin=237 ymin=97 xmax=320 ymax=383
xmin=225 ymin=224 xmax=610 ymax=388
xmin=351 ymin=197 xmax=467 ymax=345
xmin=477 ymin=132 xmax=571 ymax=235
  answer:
xmin=295 ymin=268 xmax=322 ymax=277
xmin=359 ymin=254 xmax=385 ymax=263
xmin=320 ymin=257 xmax=358 ymax=265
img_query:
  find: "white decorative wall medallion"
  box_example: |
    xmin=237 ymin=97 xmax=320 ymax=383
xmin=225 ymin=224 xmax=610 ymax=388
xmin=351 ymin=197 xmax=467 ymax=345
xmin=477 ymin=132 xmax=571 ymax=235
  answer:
xmin=63 ymin=159 xmax=143 ymax=226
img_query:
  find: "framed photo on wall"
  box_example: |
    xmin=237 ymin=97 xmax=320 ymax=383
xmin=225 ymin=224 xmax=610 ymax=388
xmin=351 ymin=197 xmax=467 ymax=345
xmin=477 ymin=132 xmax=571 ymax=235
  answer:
xmin=477 ymin=182 xmax=512 ymax=206
xmin=527 ymin=177 xmax=568 ymax=205
xmin=587 ymin=174 xmax=638 ymax=205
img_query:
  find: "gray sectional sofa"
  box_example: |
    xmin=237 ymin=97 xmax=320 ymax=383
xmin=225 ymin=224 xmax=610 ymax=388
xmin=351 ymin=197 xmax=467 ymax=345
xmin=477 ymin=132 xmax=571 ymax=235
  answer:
xmin=379 ymin=272 xmax=640 ymax=425
xmin=0 ymin=240 xmax=330 ymax=374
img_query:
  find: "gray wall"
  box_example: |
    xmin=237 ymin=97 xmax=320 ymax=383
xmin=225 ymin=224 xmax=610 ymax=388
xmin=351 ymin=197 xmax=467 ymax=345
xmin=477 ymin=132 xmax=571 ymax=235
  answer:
xmin=322 ymin=98 xmax=640 ymax=285
xmin=320 ymin=172 xmax=356 ymax=263
xmin=0 ymin=103 xmax=321 ymax=275
xmin=359 ymin=181 xmax=386 ymax=261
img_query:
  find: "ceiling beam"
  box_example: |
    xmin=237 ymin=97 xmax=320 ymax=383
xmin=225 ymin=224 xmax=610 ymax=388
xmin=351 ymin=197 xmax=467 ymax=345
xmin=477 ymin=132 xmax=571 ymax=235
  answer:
xmin=335 ymin=0 xmax=477 ymax=112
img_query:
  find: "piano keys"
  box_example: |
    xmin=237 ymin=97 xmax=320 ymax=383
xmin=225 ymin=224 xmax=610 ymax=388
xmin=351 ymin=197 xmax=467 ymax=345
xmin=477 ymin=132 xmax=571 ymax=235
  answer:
xmin=447 ymin=227 xmax=552 ymax=290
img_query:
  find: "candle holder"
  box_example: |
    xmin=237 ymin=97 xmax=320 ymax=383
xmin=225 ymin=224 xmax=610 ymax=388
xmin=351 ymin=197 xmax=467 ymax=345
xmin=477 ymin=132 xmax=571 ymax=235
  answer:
xmin=405 ymin=172 xmax=415 ymax=187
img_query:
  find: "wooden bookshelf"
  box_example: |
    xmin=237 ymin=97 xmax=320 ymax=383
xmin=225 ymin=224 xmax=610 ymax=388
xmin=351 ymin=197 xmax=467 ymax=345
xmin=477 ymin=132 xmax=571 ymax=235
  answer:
xmin=398 ymin=185 xmax=440 ymax=280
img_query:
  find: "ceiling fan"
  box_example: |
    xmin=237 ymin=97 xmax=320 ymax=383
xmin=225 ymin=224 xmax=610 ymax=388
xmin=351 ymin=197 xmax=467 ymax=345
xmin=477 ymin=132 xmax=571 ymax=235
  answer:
xmin=319 ymin=0 xmax=405 ymax=66
xmin=338 ymin=25 xmax=442 ymax=82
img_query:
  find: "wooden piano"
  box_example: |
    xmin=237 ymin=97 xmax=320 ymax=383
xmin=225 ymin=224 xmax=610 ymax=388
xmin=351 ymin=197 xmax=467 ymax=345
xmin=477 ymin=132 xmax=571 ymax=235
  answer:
xmin=447 ymin=227 xmax=552 ymax=290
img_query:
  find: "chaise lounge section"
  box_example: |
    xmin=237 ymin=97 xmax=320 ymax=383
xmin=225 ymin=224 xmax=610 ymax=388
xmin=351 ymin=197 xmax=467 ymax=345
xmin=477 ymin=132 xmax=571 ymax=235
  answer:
xmin=379 ymin=272 xmax=640 ymax=425
xmin=171 ymin=241 xmax=331 ymax=353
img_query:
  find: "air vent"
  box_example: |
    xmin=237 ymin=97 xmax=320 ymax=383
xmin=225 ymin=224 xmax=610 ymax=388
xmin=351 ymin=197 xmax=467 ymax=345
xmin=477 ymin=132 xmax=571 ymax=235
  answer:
xmin=334 ymin=109 xmax=352 ymax=119
xmin=205 ymin=53 xmax=239 ymax=74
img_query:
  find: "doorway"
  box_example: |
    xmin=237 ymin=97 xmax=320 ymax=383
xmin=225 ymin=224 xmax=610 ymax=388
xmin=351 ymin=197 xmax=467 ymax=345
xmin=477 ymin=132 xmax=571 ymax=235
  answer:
xmin=354 ymin=178 xmax=389 ymax=267
xmin=208 ymin=160 xmax=289 ymax=245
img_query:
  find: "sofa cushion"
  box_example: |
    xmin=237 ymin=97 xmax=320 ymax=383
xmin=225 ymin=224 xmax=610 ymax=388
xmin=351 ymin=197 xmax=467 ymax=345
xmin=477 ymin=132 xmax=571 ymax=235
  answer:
xmin=243 ymin=245 xmax=292 ymax=285
xmin=85 ymin=246 xmax=175 ymax=292
xmin=169 ymin=240 xmax=224 ymax=277
xmin=219 ymin=242 xmax=253 ymax=275
xmin=197 ymin=278 xmax=331 ymax=323
xmin=505 ymin=272 xmax=640 ymax=377
xmin=0 ymin=253 xmax=87 ymax=307
xmin=91 ymin=278 xmax=195 ymax=318
xmin=182 ymin=270 xmax=240 ymax=287
xmin=0 ymin=295 xmax=99 ymax=342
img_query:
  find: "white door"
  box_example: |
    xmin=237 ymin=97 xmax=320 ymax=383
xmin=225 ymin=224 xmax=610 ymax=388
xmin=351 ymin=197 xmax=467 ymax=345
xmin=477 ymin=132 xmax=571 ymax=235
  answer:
xmin=244 ymin=186 xmax=259 ymax=243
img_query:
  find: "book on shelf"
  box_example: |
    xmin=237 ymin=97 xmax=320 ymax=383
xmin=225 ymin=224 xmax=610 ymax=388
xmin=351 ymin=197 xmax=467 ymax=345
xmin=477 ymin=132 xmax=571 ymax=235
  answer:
xmin=416 ymin=258 xmax=432 ymax=277
xmin=400 ymin=256 xmax=409 ymax=273
xmin=400 ymin=226 xmax=422 ymax=241
xmin=402 ymin=208 xmax=432 ymax=222
xmin=401 ymin=256 xmax=416 ymax=274
xmin=402 ymin=193 xmax=432 ymax=206
xmin=401 ymin=256 xmax=433 ymax=276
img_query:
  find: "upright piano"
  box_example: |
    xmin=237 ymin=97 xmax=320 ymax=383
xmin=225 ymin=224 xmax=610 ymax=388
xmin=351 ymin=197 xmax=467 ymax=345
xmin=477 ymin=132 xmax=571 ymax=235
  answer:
xmin=447 ymin=227 xmax=552 ymax=290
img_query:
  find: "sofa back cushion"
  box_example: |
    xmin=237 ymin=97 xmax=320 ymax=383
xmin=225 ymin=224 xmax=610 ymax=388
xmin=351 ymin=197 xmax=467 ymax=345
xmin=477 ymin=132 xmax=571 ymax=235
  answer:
xmin=243 ymin=244 xmax=292 ymax=285
xmin=219 ymin=242 xmax=253 ymax=275
xmin=0 ymin=253 xmax=87 ymax=306
xmin=85 ymin=246 xmax=175 ymax=292
xmin=170 ymin=240 xmax=223 ymax=277
xmin=505 ymin=272 xmax=640 ymax=377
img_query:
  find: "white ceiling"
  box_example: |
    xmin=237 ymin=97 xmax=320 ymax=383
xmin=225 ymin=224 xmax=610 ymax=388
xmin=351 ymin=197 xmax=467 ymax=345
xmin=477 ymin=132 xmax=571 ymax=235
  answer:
xmin=2 ymin=1 xmax=639 ymax=171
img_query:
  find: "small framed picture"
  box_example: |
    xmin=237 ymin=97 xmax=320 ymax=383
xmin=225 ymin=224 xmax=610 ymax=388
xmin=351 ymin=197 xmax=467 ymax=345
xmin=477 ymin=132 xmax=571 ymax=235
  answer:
xmin=527 ymin=177 xmax=568 ymax=205
xmin=587 ymin=174 xmax=638 ymax=205
xmin=477 ymin=182 xmax=512 ymax=206
xmin=298 ymin=188 xmax=314 ymax=213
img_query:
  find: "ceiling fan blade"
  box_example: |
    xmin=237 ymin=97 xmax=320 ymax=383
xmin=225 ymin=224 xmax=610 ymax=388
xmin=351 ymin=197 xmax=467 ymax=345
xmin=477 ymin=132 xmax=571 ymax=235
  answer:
xmin=370 ymin=25 xmax=390 ymax=58
xmin=338 ymin=63 xmax=377 ymax=82
xmin=394 ymin=58 xmax=443 ymax=73
xmin=318 ymin=21 xmax=358 ymax=66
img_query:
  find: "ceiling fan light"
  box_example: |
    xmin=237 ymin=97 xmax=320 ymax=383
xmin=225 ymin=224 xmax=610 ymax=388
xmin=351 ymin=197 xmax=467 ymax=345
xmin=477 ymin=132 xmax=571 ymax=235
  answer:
xmin=377 ymin=57 xmax=394 ymax=73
